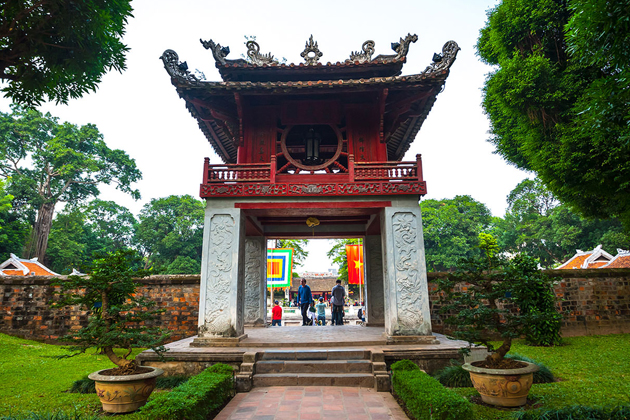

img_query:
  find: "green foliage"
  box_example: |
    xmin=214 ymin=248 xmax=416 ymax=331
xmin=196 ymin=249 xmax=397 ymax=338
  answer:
xmin=421 ymin=196 xmax=493 ymax=271
xmin=136 ymin=195 xmax=204 ymax=273
xmin=275 ymin=239 xmax=309 ymax=267
xmin=392 ymin=362 xmax=473 ymax=420
xmin=433 ymin=362 xmax=473 ymax=388
xmin=477 ymin=0 xmax=630 ymax=229
xmin=0 ymin=0 xmax=133 ymax=106
xmin=436 ymin=235 xmax=561 ymax=362
xmin=0 ymin=412 xmax=100 ymax=420
xmin=514 ymin=405 xmax=630 ymax=420
xmin=139 ymin=364 xmax=234 ymax=420
xmin=51 ymin=249 xmax=169 ymax=369
xmin=69 ymin=375 xmax=189 ymax=394
xmin=0 ymin=106 xmax=142 ymax=262
xmin=494 ymin=179 xmax=629 ymax=268
xmin=507 ymin=255 xmax=562 ymax=346
xmin=391 ymin=359 xmax=421 ymax=372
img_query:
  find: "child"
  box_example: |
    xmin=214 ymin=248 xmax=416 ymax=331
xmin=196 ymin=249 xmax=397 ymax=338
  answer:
xmin=271 ymin=300 xmax=282 ymax=326
xmin=315 ymin=297 xmax=327 ymax=326
xmin=308 ymin=300 xmax=317 ymax=326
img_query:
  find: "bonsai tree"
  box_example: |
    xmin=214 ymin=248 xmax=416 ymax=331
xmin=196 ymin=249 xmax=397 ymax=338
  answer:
xmin=435 ymin=233 xmax=561 ymax=368
xmin=52 ymin=249 xmax=170 ymax=375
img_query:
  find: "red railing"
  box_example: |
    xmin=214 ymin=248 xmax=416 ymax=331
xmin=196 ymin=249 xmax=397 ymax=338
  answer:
xmin=202 ymin=154 xmax=423 ymax=184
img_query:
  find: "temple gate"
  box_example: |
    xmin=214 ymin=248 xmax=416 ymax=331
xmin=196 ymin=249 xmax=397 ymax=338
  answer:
xmin=160 ymin=34 xmax=459 ymax=345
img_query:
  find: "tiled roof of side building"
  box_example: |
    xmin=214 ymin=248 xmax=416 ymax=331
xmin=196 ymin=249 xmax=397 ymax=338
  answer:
xmin=602 ymin=250 xmax=630 ymax=268
xmin=557 ymin=245 xmax=614 ymax=269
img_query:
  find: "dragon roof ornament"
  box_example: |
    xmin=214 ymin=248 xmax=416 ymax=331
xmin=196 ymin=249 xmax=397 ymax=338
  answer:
xmin=301 ymin=35 xmax=323 ymax=65
xmin=348 ymin=41 xmax=375 ymax=63
xmin=423 ymin=41 xmax=460 ymax=74
xmin=160 ymin=49 xmax=200 ymax=85
xmin=246 ymin=41 xmax=277 ymax=65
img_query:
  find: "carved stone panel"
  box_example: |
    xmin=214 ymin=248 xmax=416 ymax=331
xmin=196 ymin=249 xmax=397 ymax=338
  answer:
xmin=244 ymin=237 xmax=266 ymax=325
xmin=201 ymin=214 xmax=235 ymax=336
xmin=392 ymin=213 xmax=424 ymax=329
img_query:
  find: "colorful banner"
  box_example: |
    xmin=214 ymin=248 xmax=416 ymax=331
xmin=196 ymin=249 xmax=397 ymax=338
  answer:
xmin=267 ymin=248 xmax=293 ymax=288
xmin=345 ymin=244 xmax=364 ymax=285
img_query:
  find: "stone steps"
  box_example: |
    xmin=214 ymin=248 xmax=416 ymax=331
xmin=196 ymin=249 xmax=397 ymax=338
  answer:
xmin=253 ymin=373 xmax=375 ymax=387
xmin=256 ymin=359 xmax=373 ymax=374
xmin=245 ymin=349 xmax=389 ymax=390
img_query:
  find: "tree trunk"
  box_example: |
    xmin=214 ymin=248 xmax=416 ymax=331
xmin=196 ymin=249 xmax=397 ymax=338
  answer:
xmin=33 ymin=201 xmax=56 ymax=263
xmin=486 ymin=338 xmax=512 ymax=365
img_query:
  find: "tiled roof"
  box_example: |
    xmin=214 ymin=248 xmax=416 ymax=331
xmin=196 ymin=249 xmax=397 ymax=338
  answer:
xmin=0 ymin=253 xmax=59 ymax=276
xmin=602 ymin=252 xmax=630 ymax=268
xmin=557 ymin=245 xmax=616 ymax=270
xmin=558 ymin=254 xmax=589 ymax=269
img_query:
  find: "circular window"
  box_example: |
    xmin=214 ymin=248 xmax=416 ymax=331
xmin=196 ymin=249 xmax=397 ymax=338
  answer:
xmin=280 ymin=124 xmax=343 ymax=172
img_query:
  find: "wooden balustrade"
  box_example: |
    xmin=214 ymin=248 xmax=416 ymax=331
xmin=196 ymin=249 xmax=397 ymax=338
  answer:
xmin=203 ymin=155 xmax=422 ymax=184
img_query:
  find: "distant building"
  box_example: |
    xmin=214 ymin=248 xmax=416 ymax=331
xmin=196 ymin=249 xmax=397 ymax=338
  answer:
xmin=557 ymin=245 xmax=629 ymax=269
xmin=0 ymin=253 xmax=59 ymax=276
xmin=290 ymin=272 xmax=340 ymax=301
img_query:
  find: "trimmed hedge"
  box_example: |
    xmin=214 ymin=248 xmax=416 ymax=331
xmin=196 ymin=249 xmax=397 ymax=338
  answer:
xmin=0 ymin=413 xmax=99 ymax=420
xmin=391 ymin=360 xmax=473 ymax=420
xmin=514 ymin=405 xmax=630 ymax=419
xmin=139 ymin=363 xmax=234 ymax=420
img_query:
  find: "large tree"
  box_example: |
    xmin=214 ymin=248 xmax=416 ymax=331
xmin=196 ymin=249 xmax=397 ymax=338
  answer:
xmin=495 ymin=178 xmax=630 ymax=267
xmin=421 ymin=195 xmax=493 ymax=272
xmin=0 ymin=0 xmax=133 ymax=106
xmin=478 ymin=0 xmax=630 ymax=228
xmin=135 ymin=195 xmax=204 ymax=274
xmin=0 ymin=106 xmax=141 ymax=262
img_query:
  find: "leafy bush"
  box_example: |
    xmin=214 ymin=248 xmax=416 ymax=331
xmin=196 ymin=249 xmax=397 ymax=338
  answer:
xmin=433 ymin=362 xmax=473 ymax=388
xmin=433 ymin=355 xmax=555 ymax=388
xmin=514 ymin=405 xmax=630 ymax=419
xmin=392 ymin=360 xmax=473 ymax=420
xmin=390 ymin=359 xmax=421 ymax=372
xmin=436 ymin=234 xmax=562 ymax=366
xmin=69 ymin=375 xmax=190 ymax=394
xmin=139 ymin=363 xmax=234 ymax=420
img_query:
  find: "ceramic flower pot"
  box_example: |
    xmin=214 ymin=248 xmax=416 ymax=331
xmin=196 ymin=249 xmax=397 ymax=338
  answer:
xmin=462 ymin=361 xmax=538 ymax=407
xmin=88 ymin=366 xmax=164 ymax=413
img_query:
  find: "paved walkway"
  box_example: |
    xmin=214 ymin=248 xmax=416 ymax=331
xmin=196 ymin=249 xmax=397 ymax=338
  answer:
xmin=215 ymin=386 xmax=409 ymax=420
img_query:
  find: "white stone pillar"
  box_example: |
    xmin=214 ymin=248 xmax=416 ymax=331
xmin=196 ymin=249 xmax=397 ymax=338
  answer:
xmin=244 ymin=236 xmax=267 ymax=327
xmin=193 ymin=207 xmax=247 ymax=345
xmin=381 ymin=204 xmax=434 ymax=341
xmin=365 ymin=234 xmax=385 ymax=326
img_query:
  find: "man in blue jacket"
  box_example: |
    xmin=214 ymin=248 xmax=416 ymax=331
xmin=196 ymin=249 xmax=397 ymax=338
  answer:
xmin=297 ymin=278 xmax=312 ymax=326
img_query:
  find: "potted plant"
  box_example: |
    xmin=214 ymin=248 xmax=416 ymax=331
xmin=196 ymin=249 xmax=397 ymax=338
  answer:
xmin=435 ymin=234 xmax=560 ymax=407
xmin=52 ymin=249 xmax=170 ymax=413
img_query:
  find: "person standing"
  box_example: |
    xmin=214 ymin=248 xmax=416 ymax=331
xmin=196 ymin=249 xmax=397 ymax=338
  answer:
xmin=271 ymin=300 xmax=283 ymax=326
xmin=331 ymin=279 xmax=346 ymax=326
xmin=298 ymin=278 xmax=312 ymax=326
xmin=315 ymin=297 xmax=327 ymax=326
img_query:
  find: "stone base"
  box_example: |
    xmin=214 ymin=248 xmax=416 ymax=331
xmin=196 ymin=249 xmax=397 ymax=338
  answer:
xmin=244 ymin=322 xmax=268 ymax=328
xmin=191 ymin=334 xmax=248 ymax=347
xmin=385 ymin=335 xmax=440 ymax=345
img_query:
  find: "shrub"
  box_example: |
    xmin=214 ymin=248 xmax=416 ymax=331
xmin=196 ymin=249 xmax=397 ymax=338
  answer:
xmin=433 ymin=362 xmax=473 ymax=388
xmin=69 ymin=375 xmax=190 ymax=394
xmin=392 ymin=360 xmax=473 ymax=420
xmin=139 ymin=363 xmax=234 ymax=420
xmin=390 ymin=359 xmax=421 ymax=372
xmin=514 ymin=405 xmax=630 ymax=419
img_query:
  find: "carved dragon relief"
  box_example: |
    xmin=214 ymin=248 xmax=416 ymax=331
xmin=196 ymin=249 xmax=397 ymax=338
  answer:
xmin=372 ymin=34 xmax=418 ymax=63
xmin=204 ymin=214 xmax=236 ymax=336
xmin=423 ymin=41 xmax=460 ymax=74
xmin=200 ymin=38 xmax=247 ymax=66
xmin=392 ymin=212 xmax=424 ymax=329
xmin=244 ymin=239 xmax=263 ymax=323
xmin=160 ymin=50 xmax=199 ymax=85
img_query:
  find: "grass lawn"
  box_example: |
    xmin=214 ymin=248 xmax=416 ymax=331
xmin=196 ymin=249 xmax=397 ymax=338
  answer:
xmin=453 ymin=334 xmax=630 ymax=419
xmin=1 ymin=333 xmax=629 ymax=419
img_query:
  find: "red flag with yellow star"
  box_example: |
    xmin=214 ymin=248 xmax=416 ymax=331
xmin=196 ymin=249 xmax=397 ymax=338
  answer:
xmin=345 ymin=244 xmax=364 ymax=285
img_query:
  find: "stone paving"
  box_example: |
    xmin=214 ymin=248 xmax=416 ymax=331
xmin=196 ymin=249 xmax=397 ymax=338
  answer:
xmin=215 ymin=386 xmax=409 ymax=420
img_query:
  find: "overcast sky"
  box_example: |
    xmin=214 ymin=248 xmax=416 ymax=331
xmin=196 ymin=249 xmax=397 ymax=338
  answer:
xmin=0 ymin=0 xmax=529 ymax=273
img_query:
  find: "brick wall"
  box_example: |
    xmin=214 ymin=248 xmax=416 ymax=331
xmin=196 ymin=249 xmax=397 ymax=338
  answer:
xmin=1 ymin=269 xmax=629 ymax=343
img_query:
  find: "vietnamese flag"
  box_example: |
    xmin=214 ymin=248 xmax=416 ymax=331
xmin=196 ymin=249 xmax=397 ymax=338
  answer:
xmin=345 ymin=244 xmax=364 ymax=285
